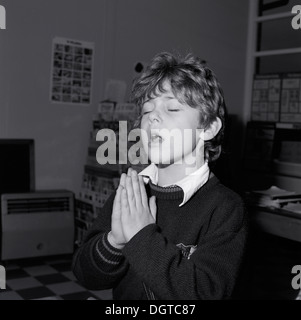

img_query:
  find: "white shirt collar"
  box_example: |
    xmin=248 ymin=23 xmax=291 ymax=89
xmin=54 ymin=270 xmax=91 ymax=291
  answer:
xmin=138 ymin=162 xmax=210 ymax=207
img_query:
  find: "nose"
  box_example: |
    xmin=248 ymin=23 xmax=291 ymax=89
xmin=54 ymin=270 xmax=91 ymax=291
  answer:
xmin=149 ymin=109 xmax=161 ymax=124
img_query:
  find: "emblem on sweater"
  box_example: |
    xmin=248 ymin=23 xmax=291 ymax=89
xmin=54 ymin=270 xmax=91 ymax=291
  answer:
xmin=176 ymin=243 xmax=197 ymax=260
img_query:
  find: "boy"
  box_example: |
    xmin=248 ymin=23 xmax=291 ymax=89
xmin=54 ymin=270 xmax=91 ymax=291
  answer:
xmin=72 ymin=52 xmax=248 ymax=300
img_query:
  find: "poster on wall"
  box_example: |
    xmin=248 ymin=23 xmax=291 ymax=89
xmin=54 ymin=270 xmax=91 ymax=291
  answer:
xmin=251 ymin=74 xmax=281 ymax=122
xmin=280 ymin=73 xmax=301 ymax=123
xmin=50 ymin=37 xmax=94 ymax=105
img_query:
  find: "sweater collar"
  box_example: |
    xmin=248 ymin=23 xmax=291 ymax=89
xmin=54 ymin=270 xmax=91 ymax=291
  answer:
xmin=138 ymin=162 xmax=210 ymax=207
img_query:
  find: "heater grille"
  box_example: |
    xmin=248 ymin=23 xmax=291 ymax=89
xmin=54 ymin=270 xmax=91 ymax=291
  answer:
xmin=5 ymin=197 xmax=71 ymax=214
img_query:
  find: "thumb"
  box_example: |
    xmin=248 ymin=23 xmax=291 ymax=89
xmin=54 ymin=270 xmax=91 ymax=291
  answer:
xmin=112 ymin=186 xmax=122 ymax=218
xmin=149 ymin=196 xmax=157 ymax=222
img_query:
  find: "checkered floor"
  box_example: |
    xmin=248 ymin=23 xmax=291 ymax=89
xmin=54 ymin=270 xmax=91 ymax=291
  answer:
xmin=0 ymin=255 xmax=113 ymax=300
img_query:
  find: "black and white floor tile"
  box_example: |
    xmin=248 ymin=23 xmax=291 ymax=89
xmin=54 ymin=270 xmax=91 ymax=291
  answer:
xmin=0 ymin=255 xmax=113 ymax=300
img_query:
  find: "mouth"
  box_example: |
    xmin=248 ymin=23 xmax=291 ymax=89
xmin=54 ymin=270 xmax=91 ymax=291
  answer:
xmin=150 ymin=133 xmax=163 ymax=143
xmin=147 ymin=130 xmax=165 ymax=146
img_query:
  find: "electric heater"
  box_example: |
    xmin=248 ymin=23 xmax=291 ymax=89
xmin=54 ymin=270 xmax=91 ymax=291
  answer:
xmin=0 ymin=190 xmax=75 ymax=260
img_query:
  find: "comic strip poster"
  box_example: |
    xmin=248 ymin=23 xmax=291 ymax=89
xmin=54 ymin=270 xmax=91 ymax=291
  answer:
xmin=50 ymin=37 xmax=94 ymax=105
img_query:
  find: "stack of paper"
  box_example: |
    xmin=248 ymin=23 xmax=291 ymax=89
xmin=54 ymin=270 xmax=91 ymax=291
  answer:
xmin=246 ymin=186 xmax=301 ymax=209
xmin=282 ymin=203 xmax=301 ymax=214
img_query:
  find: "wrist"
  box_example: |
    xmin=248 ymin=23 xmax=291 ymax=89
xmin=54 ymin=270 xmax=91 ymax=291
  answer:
xmin=107 ymin=231 xmax=125 ymax=250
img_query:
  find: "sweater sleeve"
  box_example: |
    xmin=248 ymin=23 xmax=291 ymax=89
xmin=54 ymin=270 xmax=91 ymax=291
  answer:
xmin=122 ymin=199 xmax=248 ymax=300
xmin=72 ymin=192 xmax=129 ymax=290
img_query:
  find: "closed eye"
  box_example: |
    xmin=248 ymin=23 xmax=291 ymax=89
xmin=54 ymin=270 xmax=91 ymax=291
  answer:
xmin=142 ymin=103 xmax=153 ymax=115
xmin=168 ymin=109 xmax=180 ymax=112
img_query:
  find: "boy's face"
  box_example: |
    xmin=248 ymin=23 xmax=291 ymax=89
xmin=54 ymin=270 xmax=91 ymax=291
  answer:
xmin=140 ymin=82 xmax=203 ymax=166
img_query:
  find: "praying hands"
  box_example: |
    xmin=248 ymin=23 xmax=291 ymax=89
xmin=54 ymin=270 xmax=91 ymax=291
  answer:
xmin=108 ymin=168 xmax=157 ymax=249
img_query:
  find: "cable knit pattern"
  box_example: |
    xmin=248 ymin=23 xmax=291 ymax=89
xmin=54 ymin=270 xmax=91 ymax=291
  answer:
xmin=72 ymin=175 xmax=248 ymax=299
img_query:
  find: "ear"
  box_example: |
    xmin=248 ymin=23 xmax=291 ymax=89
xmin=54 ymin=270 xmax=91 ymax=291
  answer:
xmin=201 ymin=118 xmax=222 ymax=141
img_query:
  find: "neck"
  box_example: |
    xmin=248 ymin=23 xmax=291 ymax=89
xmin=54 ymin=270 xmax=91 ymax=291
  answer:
xmin=157 ymin=161 xmax=203 ymax=186
xmin=155 ymin=139 xmax=206 ymax=186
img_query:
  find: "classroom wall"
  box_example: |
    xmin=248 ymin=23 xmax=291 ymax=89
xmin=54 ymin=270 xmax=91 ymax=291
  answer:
xmin=0 ymin=0 xmax=107 ymax=195
xmin=0 ymin=0 xmax=249 ymax=195
xmin=104 ymin=0 xmax=249 ymax=116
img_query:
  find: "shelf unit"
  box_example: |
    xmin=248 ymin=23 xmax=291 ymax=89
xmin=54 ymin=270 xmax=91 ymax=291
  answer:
xmin=243 ymin=0 xmax=298 ymax=123
xmin=74 ymin=113 xmax=121 ymax=247
xmin=241 ymin=1 xmax=301 ymax=192
xmin=74 ymin=101 xmax=144 ymax=247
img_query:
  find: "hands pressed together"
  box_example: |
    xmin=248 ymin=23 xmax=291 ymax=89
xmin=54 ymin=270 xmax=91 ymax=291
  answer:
xmin=108 ymin=168 xmax=157 ymax=250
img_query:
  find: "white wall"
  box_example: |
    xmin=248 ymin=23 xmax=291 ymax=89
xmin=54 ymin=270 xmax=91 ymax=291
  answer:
xmin=0 ymin=0 xmax=107 ymax=195
xmin=104 ymin=0 xmax=249 ymax=117
xmin=0 ymin=0 xmax=249 ymax=195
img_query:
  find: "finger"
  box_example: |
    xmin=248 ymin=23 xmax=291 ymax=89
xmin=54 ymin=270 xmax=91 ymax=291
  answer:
xmin=138 ymin=175 xmax=148 ymax=208
xmin=131 ymin=170 xmax=142 ymax=207
xmin=125 ymin=176 xmax=136 ymax=213
xmin=127 ymin=167 xmax=133 ymax=176
xmin=112 ymin=187 xmax=122 ymax=232
xmin=119 ymin=173 xmax=127 ymax=188
xmin=112 ymin=186 xmax=122 ymax=219
xmin=121 ymin=188 xmax=130 ymax=216
xmin=149 ymin=196 xmax=157 ymax=221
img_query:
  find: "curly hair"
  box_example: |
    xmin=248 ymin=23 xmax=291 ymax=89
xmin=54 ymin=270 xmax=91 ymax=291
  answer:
xmin=131 ymin=51 xmax=227 ymax=163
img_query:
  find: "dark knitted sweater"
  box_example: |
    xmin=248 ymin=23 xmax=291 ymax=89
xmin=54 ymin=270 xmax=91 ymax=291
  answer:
xmin=72 ymin=175 xmax=248 ymax=300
